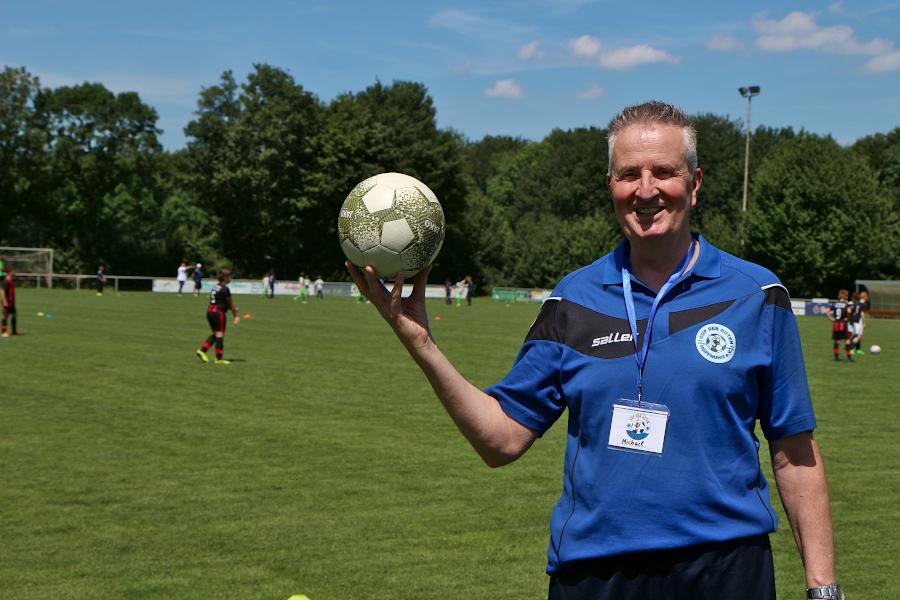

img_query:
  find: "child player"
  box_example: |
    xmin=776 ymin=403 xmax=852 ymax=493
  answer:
xmin=196 ymin=268 xmax=240 ymax=364
xmin=2 ymin=265 xmax=19 ymax=337
xmin=826 ymin=289 xmax=853 ymax=361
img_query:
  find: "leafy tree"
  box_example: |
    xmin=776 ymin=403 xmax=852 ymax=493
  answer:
xmin=462 ymin=135 xmax=529 ymax=192
xmin=0 ymin=66 xmax=50 ymax=245
xmin=28 ymin=80 xmax=166 ymax=272
xmin=746 ymin=134 xmax=897 ymax=296
xmin=184 ymin=65 xmax=322 ymax=276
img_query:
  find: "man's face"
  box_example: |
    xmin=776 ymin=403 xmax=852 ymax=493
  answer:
xmin=607 ymin=123 xmax=701 ymax=245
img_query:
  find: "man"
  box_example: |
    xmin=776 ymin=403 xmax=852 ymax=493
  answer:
xmin=192 ymin=263 xmax=204 ymax=297
xmin=95 ymin=265 xmax=107 ymax=296
xmin=850 ymin=290 xmax=870 ymax=355
xmin=347 ymin=101 xmax=840 ymax=599
xmin=1 ymin=265 xmax=19 ymax=337
xmin=196 ymin=268 xmax=240 ymax=365
xmin=176 ymin=261 xmax=190 ymax=295
xmin=826 ymin=289 xmax=853 ymax=362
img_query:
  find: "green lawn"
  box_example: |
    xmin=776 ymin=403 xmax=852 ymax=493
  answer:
xmin=1 ymin=289 xmax=897 ymax=599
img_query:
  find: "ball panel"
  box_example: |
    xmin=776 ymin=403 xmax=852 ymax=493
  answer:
xmin=380 ymin=218 xmax=416 ymax=253
xmin=340 ymin=238 xmax=366 ymax=268
xmin=363 ymin=245 xmax=403 ymax=279
xmin=361 ymin=184 xmax=395 ymax=213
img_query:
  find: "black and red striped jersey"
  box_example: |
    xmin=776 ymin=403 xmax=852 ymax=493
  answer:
xmin=207 ymin=284 xmax=231 ymax=313
xmin=1 ymin=275 xmax=14 ymax=305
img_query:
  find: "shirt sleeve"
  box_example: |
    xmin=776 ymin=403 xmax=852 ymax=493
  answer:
xmin=758 ymin=288 xmax=817 ymax=440
xmin=484 ymin=300 xmax=566 ymax=436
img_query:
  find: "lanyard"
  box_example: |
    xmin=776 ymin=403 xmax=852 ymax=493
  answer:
xmin=621 ymin=242 xmax=694 ymax=404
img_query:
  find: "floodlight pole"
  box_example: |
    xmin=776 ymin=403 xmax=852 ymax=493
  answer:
xmin=738 ymin=86 xmax=760 ymax=251
xmin=741 ymin=95 xmax=753 ymax=213
xmin=739 ymin=86 xmax=760 ymax=212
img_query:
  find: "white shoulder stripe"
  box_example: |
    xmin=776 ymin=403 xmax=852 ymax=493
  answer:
xmin=761 ymin=283 xmax=789 ymax=295
xmin=544 ymin=296 xmax=562 ymax=303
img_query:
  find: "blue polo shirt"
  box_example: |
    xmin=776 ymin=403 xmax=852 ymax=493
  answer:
xmin=485 ymin=234 xmax=815 ymax=574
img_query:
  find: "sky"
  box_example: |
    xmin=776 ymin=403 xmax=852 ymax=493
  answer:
xmin=2 ymin=0 xmax=899 ymax=149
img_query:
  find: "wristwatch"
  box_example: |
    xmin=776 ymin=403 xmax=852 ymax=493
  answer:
xmin=807 ymin=583 xmax=844 ymax=599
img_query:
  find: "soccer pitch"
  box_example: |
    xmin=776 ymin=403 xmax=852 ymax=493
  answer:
xmin=2 ymin=289 xmax=898 ymax=599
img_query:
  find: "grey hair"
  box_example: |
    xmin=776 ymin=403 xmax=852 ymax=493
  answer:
xmin=607 ymin=101 xmax=697 ymax=176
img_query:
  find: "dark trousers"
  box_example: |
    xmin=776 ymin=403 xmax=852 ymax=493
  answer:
xmin=548 ymin=535 xmax=775 ymax=600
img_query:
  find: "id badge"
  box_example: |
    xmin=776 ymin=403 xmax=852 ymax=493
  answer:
xmin=607 ymin=399 xmax=670 ymax=455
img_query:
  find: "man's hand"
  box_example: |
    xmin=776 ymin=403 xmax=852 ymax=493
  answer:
xmin=346 ymin=261 xmax=433 ymax=352
xmin=232 ymin=315 xmax=241 ymax=325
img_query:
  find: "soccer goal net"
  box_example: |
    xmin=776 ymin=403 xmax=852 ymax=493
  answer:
xmin=0 ymin=247 xmax=54 ymax=286
xmin=855 ymin=279 xmax=900 ymax=318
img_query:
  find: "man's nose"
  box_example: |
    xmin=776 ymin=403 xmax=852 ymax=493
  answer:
xmin=636 ymin=171 xmax=657 ymax=199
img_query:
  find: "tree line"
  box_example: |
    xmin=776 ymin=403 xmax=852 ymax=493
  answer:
xmin=2 ymin=64 xmax=897 ymax=297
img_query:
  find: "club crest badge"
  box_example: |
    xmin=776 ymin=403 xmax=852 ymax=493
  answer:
xmin=695 ymin=323 xmax=736 ymax=363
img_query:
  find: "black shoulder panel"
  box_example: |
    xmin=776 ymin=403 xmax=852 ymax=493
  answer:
xmin=525 ymin=299 xmax=562 ymax=343
xmin=669 ymin=299 xmax=735 ymax=335
xmin=527 ymin=299 xmax=644 ymax=359
xmin=764 ymin=286 xmax=792 ymax=311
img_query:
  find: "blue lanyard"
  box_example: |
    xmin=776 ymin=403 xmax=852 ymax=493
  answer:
xmin=622 ymin=242 xmax=694 ymax=404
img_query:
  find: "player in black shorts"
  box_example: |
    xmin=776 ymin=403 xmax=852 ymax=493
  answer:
xmin=2 ymin=265 xmax=19 ymax=337
xmin=196 ymin=268 xmax=240 ymax=364
xmin=851 ymin=290 xmax=870 ymax=355
xmin=826 ymin=289 xmax=853 ymax=362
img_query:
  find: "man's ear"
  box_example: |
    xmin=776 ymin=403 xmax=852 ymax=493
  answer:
xmin=690 ymin=168 xmax=702 ymax=208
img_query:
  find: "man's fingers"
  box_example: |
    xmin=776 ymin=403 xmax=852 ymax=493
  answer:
xmin=411 ymin=265 xmax=431 ymax=301
xmin=345 ymin=261 xmax=368 ymax=295
xmin=389 ymin=272 xmax=405 ymax=318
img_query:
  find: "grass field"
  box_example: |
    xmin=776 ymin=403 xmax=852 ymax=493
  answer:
xmin=2 ymin=288 xmax=898 ymax=599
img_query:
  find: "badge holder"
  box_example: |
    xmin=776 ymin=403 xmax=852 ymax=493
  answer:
xmin=607 ymin=398 xmax=670 ymax=456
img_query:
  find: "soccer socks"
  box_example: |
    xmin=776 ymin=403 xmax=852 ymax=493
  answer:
xmin=833 ymin=343 xmax=840 ymax=359
xmin=201 ymin=335 xmax=215 ymax=352
xmin=215 ymin=338 xmax=224 ymax=360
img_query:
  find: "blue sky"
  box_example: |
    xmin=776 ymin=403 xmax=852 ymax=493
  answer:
xmin=3 ymin=0 xmax=899 ymax=149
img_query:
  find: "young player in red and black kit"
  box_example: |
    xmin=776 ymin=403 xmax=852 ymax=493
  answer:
xmin=196 ymin=268 xmax=240 ymax=364
xmin=826 ymin=289 xmax=853 ymax=361
xmin=2 ymin=266 xmax=19 ymax=337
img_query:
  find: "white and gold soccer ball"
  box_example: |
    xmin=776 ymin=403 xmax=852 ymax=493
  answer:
xmin=869 ymin=344 xmax=882 ymax=354
xmin=338 ymin=172 xmax=445 ymax=279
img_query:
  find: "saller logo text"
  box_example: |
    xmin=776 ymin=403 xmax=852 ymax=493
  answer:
xmin=592 ymin=332 xmax=633 ymax=347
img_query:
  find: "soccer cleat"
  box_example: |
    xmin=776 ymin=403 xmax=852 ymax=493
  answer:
xmin=833 ymin=355 xmax=840 ymax=361
xmin=853 ymin=349 xmax=865 ymax=355
xmin=1 ymin=332 xmax=8 ymax=338
xmin=847 ymin=354 xmax=854 ymax=362
xmin=196 ymin=349 xmax=209 ymax=363
xmin=214 ymin=358 xmax=231 ymax=365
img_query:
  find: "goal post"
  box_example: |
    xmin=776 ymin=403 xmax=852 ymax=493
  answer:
xmin=0 ymin=247 xmax=55 ymax=287
xmin=855 ymin=279 xmax=900 ymax=318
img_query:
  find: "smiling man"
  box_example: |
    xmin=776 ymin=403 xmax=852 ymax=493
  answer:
xmin=348 ymin=101 xmax=840 ymax=600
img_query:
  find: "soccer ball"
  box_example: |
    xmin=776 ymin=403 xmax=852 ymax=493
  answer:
xmin=338 ymin=172 xmax=445 ymax=279
xmin=869 ymin=344 xmax=882 ymax=354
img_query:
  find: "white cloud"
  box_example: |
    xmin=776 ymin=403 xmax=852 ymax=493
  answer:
xmin=706 ymin=34 xmax=744 ymax=52
xmin=569 ymin=34 xmax=602 ymax=58
xmin=864 ymin=49 xmax=900 ymax=72
xmin=567 ymin=35 xmax=678 ymax=70
xmin=428 ymin=9 xmax=533 ymax=39
xmin=828 ymin=1 xmax=845 ymax=14
xmin=753 ymin=11 xmax=893 ymax=55
xmin=484 ymin=79 xmax=524 ymax=99
xmin=576 ymin=83 xmax=604 ymax=101
xmin=518 ymin=40 xmax=545 ymax=60
xmin=597 ymin=45 xmax=679 ymax=70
